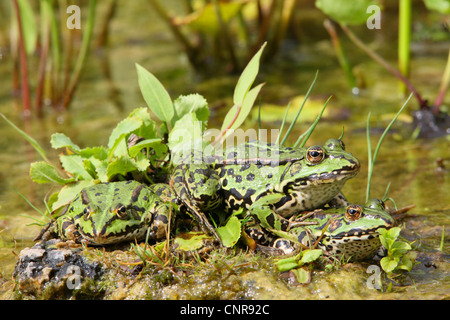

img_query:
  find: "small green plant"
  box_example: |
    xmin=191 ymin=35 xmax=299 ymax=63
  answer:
xmin=378 ymin=227 xmax=416 ymax=276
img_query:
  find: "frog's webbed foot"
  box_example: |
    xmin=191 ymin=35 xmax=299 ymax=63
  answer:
xmin=327 ymin=192 xmax=348 ymax=208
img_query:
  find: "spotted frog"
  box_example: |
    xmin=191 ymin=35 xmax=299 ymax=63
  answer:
xmin=36 ymin=181 xmax=172 ymax=245
xmin=266 ymin=199 xmax=396 ymax=261
xmin=167 ymin=138 xmax=360 ymax=239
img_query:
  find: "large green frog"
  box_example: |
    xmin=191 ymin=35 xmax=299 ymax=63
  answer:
xmin=264 ymin=199 xmax=396 ymax=261
xmin=168 ymin=138 xmax=360 ymax=237
xmin=37 ymin=181 xmax=172 ymax=245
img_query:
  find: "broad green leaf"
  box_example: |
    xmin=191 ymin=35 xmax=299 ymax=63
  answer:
xmin=136 ymin=63 xmax=175 ymax=125
xmin=51 ymin=180 xmax=94 ymax=211
xmin=59 ymin=155 xmax=94 ymax=180
xmin=30 ymin=161 xmax=73 ymax=185
xmin=216 ymin=216 xmax=241 ymax=248
xmin=221 ymin=83 xmax=264 ymax=133
xmin=106 ymin=156 xmax=139 ymax=180
xmin=300 ymin=249 xmax=323 ymax=264
xmin=50 ymin=133 xmax=81 ymax=152
xmin=380 ymin=256 xmax=399 ymax=273
xmin=315 ymin=0 xmax=379 ymax=25
xmin=423 ymin=0 xmax=450 ymax=13
xmin=174 ymin=232 xmax=212 ymax=251
xmin=1 ymin=113 xmax=48 ymax=162
xmin=233 ymin=42 xmax=266 ymax=106
xmin=82 ymin=158 xmax=98 ymax=180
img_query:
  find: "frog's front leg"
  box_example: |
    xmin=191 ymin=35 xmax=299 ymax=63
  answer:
xmin=170 ymin=163 xmax=223 ymax=245
xmin=145 ymin=202 xmax=173 ymax=241
xmin=249 ymin=193 xmax=293 ymax=231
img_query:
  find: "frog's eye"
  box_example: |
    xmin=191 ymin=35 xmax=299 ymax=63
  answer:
xmin=306 ymin=146 xmax=325 ymax=164
xmin=325 ymin=138 xmax=345 ymax=151
xmin=115 ymin=204 xmax=127 ymax=218
xmin=83 ymin=207 xmax=91 ymax=220
xmin=346 ymin=205 xmax=362 ymax=221
xmin=367 ymin=198 xmax=385 ymax=210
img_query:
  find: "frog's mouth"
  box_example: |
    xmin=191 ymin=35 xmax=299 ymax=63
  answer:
xmin=301 ymin=163 xmax=360 ymax=185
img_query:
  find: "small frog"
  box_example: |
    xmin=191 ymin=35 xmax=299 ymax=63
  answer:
xmin=266 ymin=199 xmax=396 ymax=261
xmin=36 ymin=181 xmax=172 ymax=245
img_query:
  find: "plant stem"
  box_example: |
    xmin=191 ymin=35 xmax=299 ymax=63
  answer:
xmin=323 ymin=19 xmax=356 ymax=90
xmin=340 ymin=24 xmax=426 ymax=108
xmin=398 ymin=0 xmax=411 ymax=94
xmin=366 ymin=93 xmax=413 ymax=202
xmin=62 ymin=0 xmax=97 ymax=109
xmin=12 ymin=0 xmax=31 ymax=117
xmin=433 ymin=49 xmax=450 ymax=111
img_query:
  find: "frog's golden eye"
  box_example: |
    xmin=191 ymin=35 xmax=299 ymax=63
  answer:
xmin=346 ymin=205 xmax=362 ymax=221
xmin=306 ymin=146 xmax=325 ymax=164
xmin=83 ymin=207 xmax=91 ymax=220
xmin=115 ymin=204 xmax=127 ymax=218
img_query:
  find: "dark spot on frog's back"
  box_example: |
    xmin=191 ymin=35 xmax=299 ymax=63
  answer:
xmin=81 ymin=190 xmax=90 ymax=205
xmin=246 ymin=173 xmax=255 ymax=181
xmin=131 ymin=184 xmax=145 ymax=202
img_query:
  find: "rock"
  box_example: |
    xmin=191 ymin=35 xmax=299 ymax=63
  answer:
xmin=13 ymin=240 xmax=103 ymax=299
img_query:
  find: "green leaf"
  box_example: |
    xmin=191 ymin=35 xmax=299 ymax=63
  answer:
xmin=291 ymin=268 xmax=311 ymax=284
xmin=275 ymin=253 xmax=302 ymax=272
xmin=233 ymin=42 xmax=266 ymax=106
xmin=1 ymin=113 xmax=48 ymax=162
xmin=172 ymin=94 xmax=209 ymax=128
xmin=221 ymin=83 xmax=265 ymax=134
xmin=169 ymin=113 xmax=205 ymax=164
xmin=380 ymin=255 xmax=399 ymax=273
xmin=50 ymin=133 xmax=81 ymax=152
xmin=128 ymin=138 xmax=166 ymax=158
xmin=315 ymin=0 xmax=379 ymax=25
xmin=107 ymin=116 xmax=143 ymax=157
xmin=79 ymin=146 xmax=108 ymax=160
xmin=300 ymin=249 xmax=323 ymax=264
xmin=59 ymin=155 xmax=94 ymax=180
xmin=106 ymin=156 xmax=139 ymax=180
xmin=51 ymin=180 xmax=94 ymax=211
xmin=30 ymin=161 xmax=73 ymax=185
xmin=136 ymin=63 xmax=175 ymax=125
xmin=216 ymin=216 xmax=241 ymax=248
xmin=174 ymin=232 xmax=212 ymax=251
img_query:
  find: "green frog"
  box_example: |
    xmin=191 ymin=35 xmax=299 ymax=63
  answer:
xmin=36 ymin=181 xmax=172 ymax=245
xmin=168 ymin=138 xmax=360 ymax=238
xmin=265 ymin=199 xmax=396 ymax=261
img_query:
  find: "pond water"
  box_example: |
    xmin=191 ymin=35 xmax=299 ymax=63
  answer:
xmin=0 ymin=2 xmax=449 ymax=299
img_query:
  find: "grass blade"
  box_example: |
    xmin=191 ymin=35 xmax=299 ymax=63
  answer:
xmin=366 ymin=93 xmax=413 ymax=201
xmin=281 ymin=71 xmax=318 ymax=146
